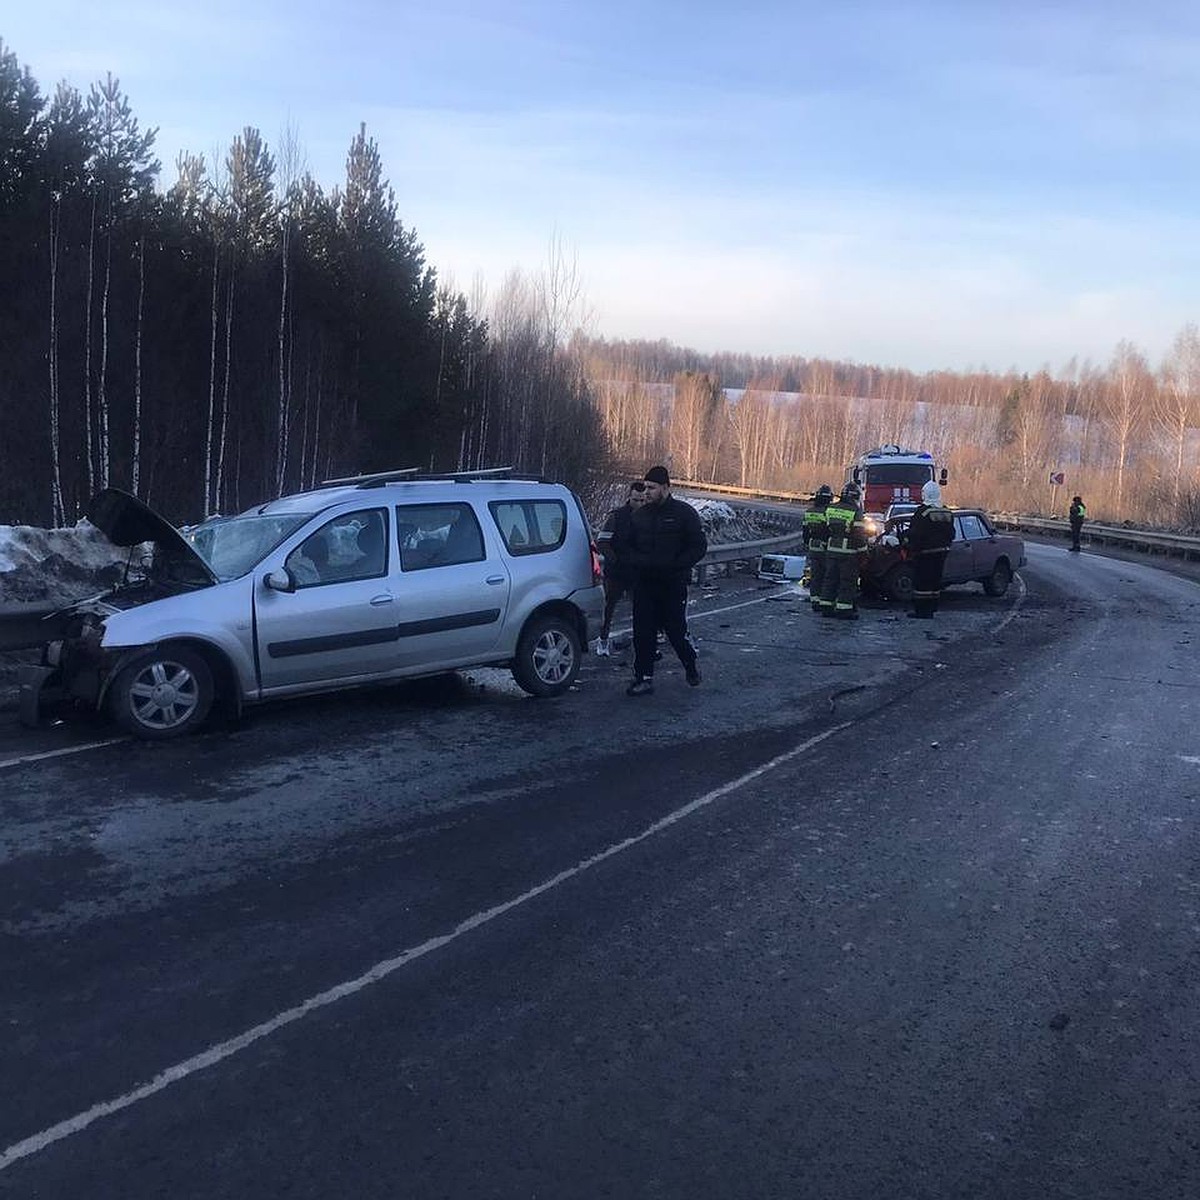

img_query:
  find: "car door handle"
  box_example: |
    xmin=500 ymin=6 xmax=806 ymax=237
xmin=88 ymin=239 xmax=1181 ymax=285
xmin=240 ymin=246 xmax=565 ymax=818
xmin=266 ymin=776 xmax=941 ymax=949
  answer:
xmin=486 ymin=575 xmax=506 ymax=585
xmin=369 ymin=594 xmax=394 ymax=606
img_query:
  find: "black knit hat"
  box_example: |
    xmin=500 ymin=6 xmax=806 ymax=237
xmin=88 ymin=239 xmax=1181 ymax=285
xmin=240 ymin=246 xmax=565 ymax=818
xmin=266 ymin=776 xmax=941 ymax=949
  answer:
xmin=644 ymin=465 xmax=670 ymax=486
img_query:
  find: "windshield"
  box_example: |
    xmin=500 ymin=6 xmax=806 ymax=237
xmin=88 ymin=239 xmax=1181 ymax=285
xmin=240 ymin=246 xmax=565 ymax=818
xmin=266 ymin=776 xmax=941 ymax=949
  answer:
xmin=187 ymin=513 xmax=314 ymax=580
xmin=866 ymin=463 xmax=934 ymax=486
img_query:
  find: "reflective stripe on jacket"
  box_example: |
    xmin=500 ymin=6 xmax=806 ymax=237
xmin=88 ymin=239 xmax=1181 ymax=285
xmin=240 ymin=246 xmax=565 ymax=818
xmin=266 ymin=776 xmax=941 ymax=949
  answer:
xmin=803 ymin=508 xmax=828 ymax=550
xmin=824 ymin=503 xmax=867 ymax=553
xmin=903 ymin=504 xmax=955 ymax=555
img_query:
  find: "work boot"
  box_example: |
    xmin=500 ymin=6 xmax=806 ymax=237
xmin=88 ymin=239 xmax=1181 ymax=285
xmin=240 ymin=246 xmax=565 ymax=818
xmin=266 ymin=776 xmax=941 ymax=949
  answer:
xmin=626 ymin=677 xmax=654 ymax=697
xmin=686 ymin=665 xmax=702 ymax=687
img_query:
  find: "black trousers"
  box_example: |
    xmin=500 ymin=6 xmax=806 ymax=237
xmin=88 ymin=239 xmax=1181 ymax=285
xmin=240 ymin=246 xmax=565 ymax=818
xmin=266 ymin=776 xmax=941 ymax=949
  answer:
xmin=632 ymin=577 xmax=697 ymax=679
xmin=1070 ymin=520 xmax=1083 ymax=550
xmin=912 ymin=551 xmax=948 ymax=616
xmin=600 ymin=575 xmax=632 ymax=636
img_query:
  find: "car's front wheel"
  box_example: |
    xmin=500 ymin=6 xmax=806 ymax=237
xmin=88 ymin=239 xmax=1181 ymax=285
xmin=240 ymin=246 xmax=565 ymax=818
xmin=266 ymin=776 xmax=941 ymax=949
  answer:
xmin=511 ymin=614 xmax=581 ymax=697
xmin=982 ymin=559 xmax=1013 ymax=597
xmin=109 ymin=646 xmax=215 ymax=739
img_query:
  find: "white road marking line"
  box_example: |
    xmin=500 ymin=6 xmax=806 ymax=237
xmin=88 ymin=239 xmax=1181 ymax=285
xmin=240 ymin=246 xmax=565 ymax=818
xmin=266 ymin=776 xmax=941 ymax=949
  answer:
xmin=0 ymin=738 xmax=126 ymax=771
xmin=1179 ymin=756 xmax=1200 ymax=765
xmin=991 ymin=574 xmax=1027 ymax=635
xmin=689 ymin=594 xmax=779 ymax=621
xmin=608 ymin=592 xmax=776 ymax=642
xmin=0 ymin=720 xmax=851 ymax=1173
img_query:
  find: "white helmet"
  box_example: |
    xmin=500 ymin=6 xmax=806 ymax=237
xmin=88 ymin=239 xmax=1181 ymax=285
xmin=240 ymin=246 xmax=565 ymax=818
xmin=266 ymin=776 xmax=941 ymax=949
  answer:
xmin=921 ymin=480 xmax=942 ymax=505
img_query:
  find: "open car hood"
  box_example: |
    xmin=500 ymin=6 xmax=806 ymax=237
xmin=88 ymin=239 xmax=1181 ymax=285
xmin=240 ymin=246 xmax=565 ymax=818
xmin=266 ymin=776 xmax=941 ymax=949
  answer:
xmin=87 ymin=488 xmax=217 ymax=586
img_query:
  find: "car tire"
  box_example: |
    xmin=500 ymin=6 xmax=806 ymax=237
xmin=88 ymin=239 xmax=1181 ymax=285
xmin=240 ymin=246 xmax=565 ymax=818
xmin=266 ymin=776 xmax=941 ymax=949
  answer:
xmin=511 ymin=614 xmax=581 ymax=697
xmin=983 ymin=560 xmax=1012 ymax=597
xmin=109 ymin=646 xmax=215 ymax=739
xmin=884 ymin=563 xmax=915 ymax=602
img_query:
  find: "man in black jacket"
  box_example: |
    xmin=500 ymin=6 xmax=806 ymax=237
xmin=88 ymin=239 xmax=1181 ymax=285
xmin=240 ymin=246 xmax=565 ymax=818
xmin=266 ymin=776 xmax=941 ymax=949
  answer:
xmin=614 ymin=465 xmax=707 ymax=695
xmin=594 ymin=480 xmax=647 ymax=654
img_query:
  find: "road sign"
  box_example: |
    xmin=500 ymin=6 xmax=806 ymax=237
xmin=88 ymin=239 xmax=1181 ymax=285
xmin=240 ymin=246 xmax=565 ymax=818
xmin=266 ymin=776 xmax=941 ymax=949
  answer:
xmin=1049 ymin=471 xmax=1065 ymax=486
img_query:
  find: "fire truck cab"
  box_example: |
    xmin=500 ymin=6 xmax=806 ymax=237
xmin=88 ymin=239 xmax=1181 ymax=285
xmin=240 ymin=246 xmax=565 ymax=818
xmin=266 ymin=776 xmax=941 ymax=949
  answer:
xmin=847 ymin=445 xmax=948 ymax=515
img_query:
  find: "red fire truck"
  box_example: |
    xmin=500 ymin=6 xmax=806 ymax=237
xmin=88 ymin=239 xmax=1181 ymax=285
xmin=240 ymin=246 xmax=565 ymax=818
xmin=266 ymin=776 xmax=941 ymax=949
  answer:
xmin=846 ymin=445 xmax=948 ymax=514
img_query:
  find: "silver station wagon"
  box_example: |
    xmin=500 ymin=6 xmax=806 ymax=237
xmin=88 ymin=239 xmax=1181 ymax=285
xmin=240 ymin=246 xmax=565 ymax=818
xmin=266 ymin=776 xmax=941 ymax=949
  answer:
xmin=21 ymin=468 xmax=605 ymax=738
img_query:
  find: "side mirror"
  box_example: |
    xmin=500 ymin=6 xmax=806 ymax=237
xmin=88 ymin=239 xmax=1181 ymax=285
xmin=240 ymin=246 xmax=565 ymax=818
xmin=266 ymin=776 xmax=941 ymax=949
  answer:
xmin=852 ymin=467 xmax=861 ymax=483
xmin=264 ymin=569 xmax=296 ymax=593
xmin=939 ymin=468 xmax=949 ymax=485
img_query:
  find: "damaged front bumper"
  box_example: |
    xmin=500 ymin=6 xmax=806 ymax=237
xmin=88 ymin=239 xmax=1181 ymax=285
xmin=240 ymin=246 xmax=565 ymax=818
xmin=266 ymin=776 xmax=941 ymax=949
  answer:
xmin=17 ymin=616 xmax=121 ymax=728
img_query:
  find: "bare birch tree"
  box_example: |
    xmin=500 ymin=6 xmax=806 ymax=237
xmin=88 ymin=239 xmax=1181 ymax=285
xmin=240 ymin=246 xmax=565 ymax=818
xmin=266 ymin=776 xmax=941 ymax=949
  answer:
xmin=1156 ymin=324 xmax=1200 ymax=516
xmin=274 ymin=122 xmax=304 ymax=494
xmin=1102 ymin=341 xmax=1152 ymax=521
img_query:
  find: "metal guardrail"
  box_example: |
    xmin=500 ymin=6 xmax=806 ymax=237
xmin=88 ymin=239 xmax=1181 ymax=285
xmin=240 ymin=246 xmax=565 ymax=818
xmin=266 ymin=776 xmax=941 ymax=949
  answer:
xmin=698 ymin=529 xmax=806 ymax=575
xmin=675 ymin=479 xmax=812 ymax=503
xmin=0 ymin=603 xmax=60 ymax=654
xmin=991 ymin=514 xmax=1200 ymax=560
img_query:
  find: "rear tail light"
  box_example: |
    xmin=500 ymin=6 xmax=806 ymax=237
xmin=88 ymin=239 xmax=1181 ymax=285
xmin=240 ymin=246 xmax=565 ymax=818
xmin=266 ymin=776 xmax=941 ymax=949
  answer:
xmin=590 ymin=542 xmax=603 ymax=586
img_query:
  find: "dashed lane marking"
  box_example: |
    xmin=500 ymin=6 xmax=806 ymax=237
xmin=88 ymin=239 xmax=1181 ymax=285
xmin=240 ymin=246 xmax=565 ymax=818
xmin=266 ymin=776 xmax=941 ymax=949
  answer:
xmin=0 ymin=738 xmax=126 ymax=771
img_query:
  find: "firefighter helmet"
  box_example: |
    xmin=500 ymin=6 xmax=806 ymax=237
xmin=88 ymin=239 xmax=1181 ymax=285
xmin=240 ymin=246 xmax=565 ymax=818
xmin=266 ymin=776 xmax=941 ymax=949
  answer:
xmin=814 ymin=484 xmax=834 ymax=506
xmin=840 ymin=482 xmax=861 ymax=503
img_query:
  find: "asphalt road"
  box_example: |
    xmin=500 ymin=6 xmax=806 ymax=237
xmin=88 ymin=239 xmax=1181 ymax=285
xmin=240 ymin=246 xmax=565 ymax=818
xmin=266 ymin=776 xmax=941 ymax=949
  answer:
xmin=1 ymin=547 xmax=1198 ymax=1198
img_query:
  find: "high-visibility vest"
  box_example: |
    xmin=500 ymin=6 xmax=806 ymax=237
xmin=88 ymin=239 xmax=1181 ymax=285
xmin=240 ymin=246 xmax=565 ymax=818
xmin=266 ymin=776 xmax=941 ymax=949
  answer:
xmin=825 ymin=504 xmax=865 ymax=553
xmin=804 ymin=508 xmax=828 ymax=548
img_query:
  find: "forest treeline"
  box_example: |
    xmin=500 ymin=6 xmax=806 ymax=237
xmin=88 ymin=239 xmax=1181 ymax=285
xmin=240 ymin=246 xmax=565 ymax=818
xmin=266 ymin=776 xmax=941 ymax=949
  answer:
xmin=0 ymin=41 xmax=606 ymax=527
xmin=4 ymin=39 xmax=1198 ymax=532
xmin=579 ymin=327 xmax=1200 ymax=527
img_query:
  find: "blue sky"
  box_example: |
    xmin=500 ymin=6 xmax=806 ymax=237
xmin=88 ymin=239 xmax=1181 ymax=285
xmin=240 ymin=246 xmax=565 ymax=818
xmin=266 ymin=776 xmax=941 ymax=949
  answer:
xmin=6 ymin=0 xmax=1199 ymax=374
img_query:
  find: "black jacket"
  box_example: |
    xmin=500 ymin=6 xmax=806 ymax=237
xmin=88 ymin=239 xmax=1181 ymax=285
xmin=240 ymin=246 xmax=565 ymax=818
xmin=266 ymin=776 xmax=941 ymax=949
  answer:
xmin=596 ymin=502 xmax=637 ymax=581
xmin=903 ymin=504 xmax=955 ymax=555
xmin=615 ymin=495 xmax=708 ymax=583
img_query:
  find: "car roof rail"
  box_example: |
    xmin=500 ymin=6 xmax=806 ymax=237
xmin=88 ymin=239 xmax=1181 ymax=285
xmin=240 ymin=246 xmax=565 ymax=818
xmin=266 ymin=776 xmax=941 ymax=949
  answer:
xmin=319 ymin=467 xmax=421 ymax=487
xmin=417 ymin=466 xmax=519 ymax=481
xmin=319 ymin=465 xmax=551 ymax=490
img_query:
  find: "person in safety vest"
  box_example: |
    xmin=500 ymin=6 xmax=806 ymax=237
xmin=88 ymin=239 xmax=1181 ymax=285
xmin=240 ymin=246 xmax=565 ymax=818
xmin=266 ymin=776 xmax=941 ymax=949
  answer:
xmin=901 ymin=480 xmax=955 ymax=618
xmin=803 ymin=484 xmax=835 ymax=612
xmin=818 ymin=482 xmax=868 ymax=620
xmin=1068 ymin=496 xmax=1086 ymax=552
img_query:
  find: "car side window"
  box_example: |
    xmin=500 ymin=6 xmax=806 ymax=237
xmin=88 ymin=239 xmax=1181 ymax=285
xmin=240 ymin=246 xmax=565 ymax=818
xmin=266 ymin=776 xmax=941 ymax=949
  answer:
xmin=396 ymin=503 xmax=486 ymax=571
xmin=958 ymin=515 xmax=985 ymax=540
xmin=490 ymin=500 xmax=567 ymax=555
xmin=285 ymin=508 xmax=389 ymax=586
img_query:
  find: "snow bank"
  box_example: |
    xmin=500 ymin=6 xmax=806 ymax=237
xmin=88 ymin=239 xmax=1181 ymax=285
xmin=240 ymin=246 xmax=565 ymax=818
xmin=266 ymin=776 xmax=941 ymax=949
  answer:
xmin=0 ymin=520 xmax=128 ymax=605
xmin=681 ymin=497 xmax=765 ymax=543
